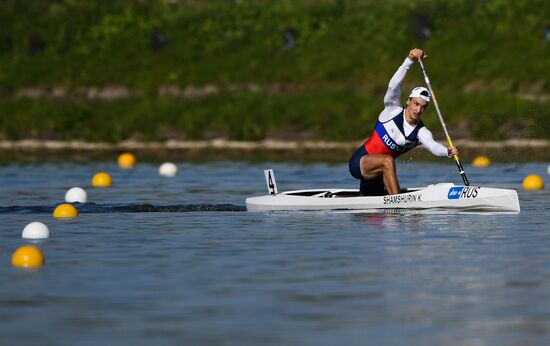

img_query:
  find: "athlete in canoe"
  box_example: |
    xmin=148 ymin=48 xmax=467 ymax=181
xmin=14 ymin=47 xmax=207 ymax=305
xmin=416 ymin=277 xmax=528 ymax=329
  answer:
xmin=349 ymin=48 xmax=459 ymax=196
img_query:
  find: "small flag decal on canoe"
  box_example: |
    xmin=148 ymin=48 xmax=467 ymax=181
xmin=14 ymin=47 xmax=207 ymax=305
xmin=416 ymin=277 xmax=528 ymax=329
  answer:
xmin=447 ymin=187 xmax=464 ymax=199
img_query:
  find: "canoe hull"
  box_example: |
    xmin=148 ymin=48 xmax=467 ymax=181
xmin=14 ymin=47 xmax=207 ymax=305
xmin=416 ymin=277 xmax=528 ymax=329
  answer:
xmin=246 ymin=183 xmax=520 ymax=213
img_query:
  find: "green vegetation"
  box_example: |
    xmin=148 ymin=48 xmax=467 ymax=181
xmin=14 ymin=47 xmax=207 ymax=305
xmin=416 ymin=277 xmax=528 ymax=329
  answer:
xmin=0 ymin=0 xmax=549 ymax=141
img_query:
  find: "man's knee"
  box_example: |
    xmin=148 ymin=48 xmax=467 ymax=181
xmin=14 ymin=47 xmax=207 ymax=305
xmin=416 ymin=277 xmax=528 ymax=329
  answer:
xmin=360 ymin=154 xmax=394 ymax=178
xmin=381 ymin=156 xmax=395 ymax=171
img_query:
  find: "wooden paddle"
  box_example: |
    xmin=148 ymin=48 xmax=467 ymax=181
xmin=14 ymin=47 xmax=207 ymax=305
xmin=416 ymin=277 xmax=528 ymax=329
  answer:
xmin=418 ymin=60 xmax=470 ymax=186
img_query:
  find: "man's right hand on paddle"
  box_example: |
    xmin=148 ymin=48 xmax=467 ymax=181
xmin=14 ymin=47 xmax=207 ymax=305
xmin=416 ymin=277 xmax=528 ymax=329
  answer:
xmin=408 ymin=48 xmax=427 ymax=61
xmin=448 ymin=147 xmax=460 ymax=157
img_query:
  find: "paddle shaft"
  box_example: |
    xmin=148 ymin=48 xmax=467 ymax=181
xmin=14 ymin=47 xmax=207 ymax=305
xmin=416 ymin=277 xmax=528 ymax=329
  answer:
xmin=418 ymin=60 xmax=470 ymax=186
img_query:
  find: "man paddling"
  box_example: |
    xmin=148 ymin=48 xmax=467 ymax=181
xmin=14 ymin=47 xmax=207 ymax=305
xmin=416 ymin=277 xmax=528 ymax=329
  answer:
xmin=349 ymin=48 xmax=459 ymax=196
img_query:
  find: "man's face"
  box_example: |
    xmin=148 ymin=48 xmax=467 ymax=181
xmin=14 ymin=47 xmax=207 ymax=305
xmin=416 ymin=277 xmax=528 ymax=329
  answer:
xmin=406 ymin=97 xmax=429 ymax=121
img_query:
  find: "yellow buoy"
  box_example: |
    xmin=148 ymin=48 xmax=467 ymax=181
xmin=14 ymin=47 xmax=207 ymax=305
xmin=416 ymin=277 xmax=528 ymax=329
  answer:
xmin=523 ymin=174 xmax=544 ymax=190
xmin=118 ymin=152 xmax=136 ymax=169
xmin=472 ymin=155 xmax=490 ymax=167
xmin=53 ymin=203 xmax=79 ymax=218
xmin=11 ymin=245 xmax=45 ymax=268
xmin=92 ymin=172 xmax=112 ymax=187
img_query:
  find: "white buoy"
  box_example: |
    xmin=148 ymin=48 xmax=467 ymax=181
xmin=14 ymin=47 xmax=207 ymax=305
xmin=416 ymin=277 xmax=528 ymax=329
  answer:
xmin=22 ymin=222 xmax=50 ymax=239
xmin=159 ymin=162 xmax=178 ymax=177
xmin=65 ymin=187 xmax=88 ymax=203
xmin=547 ymin=164 xmax=550 ymax=175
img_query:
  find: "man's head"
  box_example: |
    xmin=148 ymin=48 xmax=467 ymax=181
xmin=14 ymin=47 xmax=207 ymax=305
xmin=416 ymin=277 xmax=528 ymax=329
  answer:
xmin=405 ymin=87 xmax=430 ymax=122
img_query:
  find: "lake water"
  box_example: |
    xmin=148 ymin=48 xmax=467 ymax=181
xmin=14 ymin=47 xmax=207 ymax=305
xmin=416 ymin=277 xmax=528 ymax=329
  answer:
xmin=0 ymin=159 xmax=549 ymax=345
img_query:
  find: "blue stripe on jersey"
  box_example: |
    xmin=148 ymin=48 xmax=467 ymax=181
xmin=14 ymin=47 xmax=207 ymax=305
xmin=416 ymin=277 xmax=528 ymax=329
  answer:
xmin=374 ymin=122 xmax=406 ymax=153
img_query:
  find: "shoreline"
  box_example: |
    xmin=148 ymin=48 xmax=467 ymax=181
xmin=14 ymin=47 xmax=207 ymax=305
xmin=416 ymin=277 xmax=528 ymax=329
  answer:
xmin=1 ymin=138 xmax=549 ymax=151
xmin=0 ymin=139 xmax=549 ymax=162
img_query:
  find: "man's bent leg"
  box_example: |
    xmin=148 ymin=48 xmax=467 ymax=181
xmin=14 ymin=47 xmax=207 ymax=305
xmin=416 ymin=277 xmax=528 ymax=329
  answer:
xmin=359 ymin=154 xmax=400 ymax=195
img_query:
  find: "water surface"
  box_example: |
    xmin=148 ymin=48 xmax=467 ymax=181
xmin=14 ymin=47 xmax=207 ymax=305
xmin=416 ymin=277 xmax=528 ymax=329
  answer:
xmin=1 ymin=160 xmax=549 ymax=345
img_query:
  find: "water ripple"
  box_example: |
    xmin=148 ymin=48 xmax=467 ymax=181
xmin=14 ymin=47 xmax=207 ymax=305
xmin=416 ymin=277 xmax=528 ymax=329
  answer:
xmin=0 ymin=203 xmax=246 ymax=214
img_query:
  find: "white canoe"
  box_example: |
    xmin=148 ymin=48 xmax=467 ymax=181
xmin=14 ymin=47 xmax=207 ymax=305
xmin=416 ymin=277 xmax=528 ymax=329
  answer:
xmin=246 ymin=183 xmax=520 ymax=213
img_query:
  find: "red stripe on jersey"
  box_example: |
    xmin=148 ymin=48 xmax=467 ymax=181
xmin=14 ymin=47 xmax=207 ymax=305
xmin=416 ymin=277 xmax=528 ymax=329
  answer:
xmin=364 ymin=131 xmax=400 ymax=158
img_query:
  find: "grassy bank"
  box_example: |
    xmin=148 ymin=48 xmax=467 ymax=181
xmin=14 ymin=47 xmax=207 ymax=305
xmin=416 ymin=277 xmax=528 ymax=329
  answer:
xmin=0 ymin=0 xmax=549 ymax=141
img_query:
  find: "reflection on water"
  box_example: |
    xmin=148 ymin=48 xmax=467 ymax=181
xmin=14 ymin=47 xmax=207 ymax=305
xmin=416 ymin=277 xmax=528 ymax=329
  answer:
xmin=0 ymin=161 xmax=549 ymax=345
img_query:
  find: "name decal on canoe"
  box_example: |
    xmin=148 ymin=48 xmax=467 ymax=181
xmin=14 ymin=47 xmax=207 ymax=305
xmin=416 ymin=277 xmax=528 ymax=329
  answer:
xmin=383 ymin=194 xmax=422 ymax=204
xmin=447 ymin=186 xmax=479 ymax=199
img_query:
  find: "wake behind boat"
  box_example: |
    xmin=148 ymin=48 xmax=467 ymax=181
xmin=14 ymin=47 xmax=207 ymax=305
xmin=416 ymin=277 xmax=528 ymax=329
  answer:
xmin=246 ymin=170 xmax=520 ymax=213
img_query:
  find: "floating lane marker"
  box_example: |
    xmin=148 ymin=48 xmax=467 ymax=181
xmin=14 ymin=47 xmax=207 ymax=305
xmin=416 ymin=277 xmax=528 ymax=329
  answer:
xmin=92 ymin=172 xmax=112 ymax=187
xmin=472 ymin=155 xmax=490 ymax=168
xmin=53 ymin=203 xmax=78 ymax=218
xmin=118 ymin=152 xmax=136 ymax=169
xmin=22 ymin=222 xmax=50 ymax=239
xmin=65 ymin=187 xmax=87 ymax=203
xmin=159 ymin=162 xmax=178 ymax=177
xmin=11 ymin=245 xmax=45 ymax=268
xmin=523 ymin=174 xmax=544 ymax=190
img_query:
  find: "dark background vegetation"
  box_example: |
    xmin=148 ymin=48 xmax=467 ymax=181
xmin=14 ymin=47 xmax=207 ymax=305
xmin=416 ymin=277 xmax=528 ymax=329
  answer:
xmin=0 ymin=0 xmax=548 ymax=142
